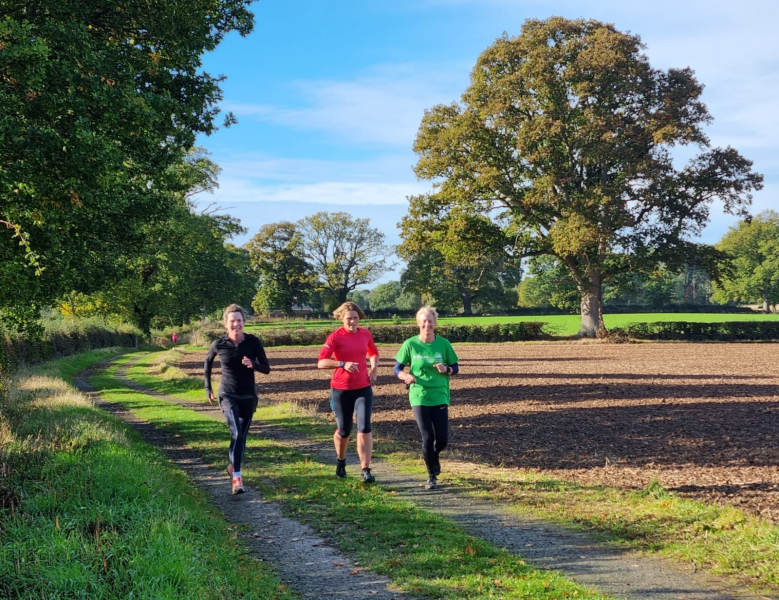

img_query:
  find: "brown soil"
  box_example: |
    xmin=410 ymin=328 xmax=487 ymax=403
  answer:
xmin=181 ymin=342 xmax=779 ymax=522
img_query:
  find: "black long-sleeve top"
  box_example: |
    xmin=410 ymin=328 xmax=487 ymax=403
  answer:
xmin=204 ymin=333 xmax=270 ymax=399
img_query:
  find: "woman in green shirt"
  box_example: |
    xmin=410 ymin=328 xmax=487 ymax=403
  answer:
xmin=395 ymin=306 xmax=459 ymax=490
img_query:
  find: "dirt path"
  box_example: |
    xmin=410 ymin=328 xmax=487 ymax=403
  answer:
xmin=75 ymin=362 xmax=407 ymax=600
xmin=112 ymin=355 xmax=769 ymax=600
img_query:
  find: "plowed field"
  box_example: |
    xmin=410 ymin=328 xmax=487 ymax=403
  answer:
xmin=180 ymin=342 xmax=779 ymax=522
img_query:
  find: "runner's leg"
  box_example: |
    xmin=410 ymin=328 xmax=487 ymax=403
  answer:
xmin=355 ymin=387 xmax=374 ymax=470
xmin=430 ymin=404 xmax=448 ymax=475
xmin=412 ymin=405 xmax=436 ymax=475
xmin=232 ymin=397 xmax=257 ymax=473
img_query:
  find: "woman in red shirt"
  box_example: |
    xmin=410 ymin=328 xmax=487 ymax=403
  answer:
xmin=317 ymin=301 xmax=379 ymax=483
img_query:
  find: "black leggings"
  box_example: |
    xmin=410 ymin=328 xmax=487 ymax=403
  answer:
xmin=330 ymin=386 xmax=373 ymax=437
xmin=219 ymin=394 xmax=258 ymax=472
xmin=412 ymin=404 xmax=448 ymax=476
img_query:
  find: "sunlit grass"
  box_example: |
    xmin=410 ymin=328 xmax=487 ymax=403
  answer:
xmin=0 ymin=349 xmax=294 ymax=600
xmin=245 ymin=313 xmax=779 ymax=337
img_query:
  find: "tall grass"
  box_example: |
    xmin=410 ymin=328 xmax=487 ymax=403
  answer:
xmin=0 ymin=349 xmax=293 ymax=600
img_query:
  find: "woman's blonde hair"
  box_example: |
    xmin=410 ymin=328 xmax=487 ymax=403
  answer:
xmin=222 ymin=303 xmax=246 ymax=322
xmin=416 ymin=306 xmax=438 ymax=324
xmin=333 ymin=301 xmax=366 ymax=320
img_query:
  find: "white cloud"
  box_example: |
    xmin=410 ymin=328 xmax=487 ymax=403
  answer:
xmin=226 ymin=63 xmax=468 ymax=148
xmin=205 ymin=177 xmax=427 ymax=207
xmin=216 ymin=153 xmax=417 ymax=184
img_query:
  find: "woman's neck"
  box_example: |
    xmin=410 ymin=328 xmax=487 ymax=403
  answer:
xmin=419 ymin=331 xmax=435 ymax=343
xmin=228 ymin=331 xmax=244 ymax=344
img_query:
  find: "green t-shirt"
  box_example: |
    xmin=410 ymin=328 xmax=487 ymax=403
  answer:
xmin=395 ymin=336 xmax=459 ymax=407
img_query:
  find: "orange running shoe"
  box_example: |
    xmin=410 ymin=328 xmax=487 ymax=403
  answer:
xmin=231 ymin=475 xmax=245 ymax=495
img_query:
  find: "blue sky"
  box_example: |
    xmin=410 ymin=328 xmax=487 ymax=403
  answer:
xmin=196 ymin=0 xmax=778 ymax=282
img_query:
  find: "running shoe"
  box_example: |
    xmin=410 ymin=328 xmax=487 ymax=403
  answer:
xmin=433 ymin=454 xmax=441 ymax=477
xmin=231 ymin=475 xmax=245 ymax=495
xmin=425 ymin=476 xmax=438 ymax=490
xmin=361 ymin=468 xmax=376 ymax=484
xmin=336 ymin=458 xmax=346 ymax=478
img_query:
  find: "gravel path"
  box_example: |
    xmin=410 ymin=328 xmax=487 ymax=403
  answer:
xmin=75 ymin=362 xmax=407 ymax=600
xmin=109 ymin=354 xmax=771 ymax=600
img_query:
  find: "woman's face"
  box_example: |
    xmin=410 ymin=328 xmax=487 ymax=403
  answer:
xmin=342 ymin=310 xmax=360 ymax=333
xmin=224 ymin=311 xmax=245 ymax=336
xmin=417 ymin=312 xmax=436 ymax=335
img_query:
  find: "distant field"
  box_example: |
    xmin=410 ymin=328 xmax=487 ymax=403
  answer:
xmin=246 ymin=313 xmax=779 ymax=337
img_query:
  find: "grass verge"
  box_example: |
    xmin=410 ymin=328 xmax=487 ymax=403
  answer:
xmin=99 ymin=353 xmax=611 ymax=600
xmin=0 ymin=348 xmax=294 ymax=600
xmin=128 ymin=349 xmax=779 ymax=597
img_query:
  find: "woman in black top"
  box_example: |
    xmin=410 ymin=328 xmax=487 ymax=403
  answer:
xmin=204 ymin=303 xmax=270 ymax=494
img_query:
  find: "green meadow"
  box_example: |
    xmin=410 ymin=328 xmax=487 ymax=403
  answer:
xmin=246 ymin=313 xmax=779 ymax=337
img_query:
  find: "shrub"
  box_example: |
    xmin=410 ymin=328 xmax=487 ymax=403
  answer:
xmin=615 ymin=321 xmax=779 ymax=341
xmin=0 ymin=320 xmax=141 ymax=375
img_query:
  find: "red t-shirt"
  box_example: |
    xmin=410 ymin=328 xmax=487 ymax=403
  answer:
xmin=318 ymin=327 xmax=379 ymax=390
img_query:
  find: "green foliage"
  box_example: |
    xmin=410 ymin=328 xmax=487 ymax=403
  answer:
xmin=247 ymin=222 xmax=316 ymax=315
xmin=0 ymin=318 xmax=140 ymax=376
xmin=413 ymin=17 xmax=762 ymax=336
xmin=347 ymin=288 xmax=372 ymax=311
xmin=713 ymin=211 xmax=779 ymax=311
xmin=369 ymin=281 xmax=402 ymax=311
xmin=62 ymin=149 xmax=254 ymax=334
xmin=615 ymin=320 xmax=779 ymax=341
xmin=0 ymin=0 xmax=255 ymax=327
xmin=298 ymin=212 xmax=394 ymax=303
xmin=399 ymin=194 xmax=522 ymax=315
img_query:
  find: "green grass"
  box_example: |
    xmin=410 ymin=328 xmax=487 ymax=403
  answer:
xmin=100 ymin=353 xmax=611 ymax=600
xmin=0 ymin=349 xmax=295 ymax=600
xmin=246 ymin=313 xmax=779 ymax=337
xmin=127 ymin=349 xmax=779 ymax=597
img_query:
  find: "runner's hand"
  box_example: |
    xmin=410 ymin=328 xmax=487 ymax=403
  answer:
xmin=242 ymin=355 xmax=254 ymax=369
xmin=369 ymin=366 xmax=378 ymax=383
xmin=344 ymin=361 xmax=359 ymax=373
xmin=207 ymin=390 xmax=215 ymax=405
xmin=434 ymin=363 xmax=448 ymax=374
xmin=402 ymin=374 xmax=416 ymax=385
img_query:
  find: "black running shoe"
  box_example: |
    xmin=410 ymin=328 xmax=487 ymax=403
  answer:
xmin=361 ymin=468 xmax=375 ymax=483
xmin=425 ymin=476 xmax=438 ymax=490
xmin=336 ymin=459 xmax=346 ymax=478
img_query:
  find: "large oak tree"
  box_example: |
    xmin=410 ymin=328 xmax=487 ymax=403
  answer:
xmin=413 ymin=17 xmax=762 ymax=336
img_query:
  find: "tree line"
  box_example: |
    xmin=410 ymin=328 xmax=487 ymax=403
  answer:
xmin=3 ymin=11 xmax=776 ymax=337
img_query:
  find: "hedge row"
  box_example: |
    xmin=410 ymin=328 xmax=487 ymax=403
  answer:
xmin=194 ymin=321 xmax=548 ymax=347
xmin=0 ymin=323 xmax=141 ymax=374
xmin=615 ymin=321 xmax=779 ymax=341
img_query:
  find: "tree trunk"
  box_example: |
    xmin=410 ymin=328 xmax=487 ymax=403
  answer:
xmin=461 ymin=291 xmax=473 ymax=315
xmin=578 ymin=281 xmax=603 ymax=338
xmin=763 ymin=295 xmax=771 ymax=314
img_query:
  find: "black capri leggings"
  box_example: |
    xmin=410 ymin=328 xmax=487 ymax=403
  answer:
xmin=219 ymin=394 xmax=258 ymax=473
xmin=330 ymin=386 xmax=373 ymax=437
xmin=412 ymin=404 xmax=449 ymax=476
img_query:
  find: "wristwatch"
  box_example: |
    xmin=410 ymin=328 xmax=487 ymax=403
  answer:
xmin=338 ymin=360 xmax=345 ymax=368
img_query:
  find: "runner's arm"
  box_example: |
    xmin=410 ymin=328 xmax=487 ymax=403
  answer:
xmin=251 ymin=341 xmax=270 ymax=374
xmin=204 ymin=341 xmax=218 ymax=398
